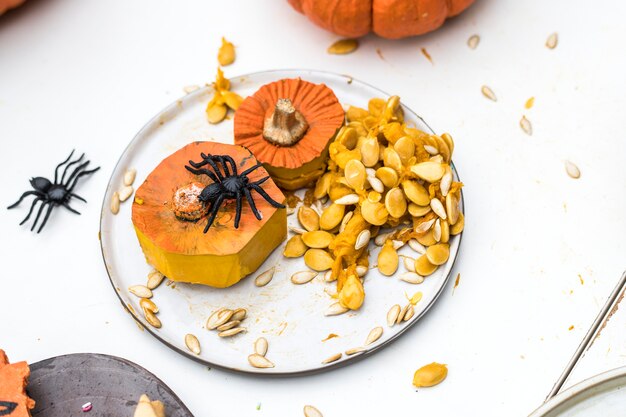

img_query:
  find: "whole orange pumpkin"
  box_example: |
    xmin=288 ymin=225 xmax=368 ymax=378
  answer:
xmin=288 ymin=0 xmax=475 ymax=39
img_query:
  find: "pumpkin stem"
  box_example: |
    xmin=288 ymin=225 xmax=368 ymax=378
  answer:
xmin=263 ymin=98 xmax=308 ymax=146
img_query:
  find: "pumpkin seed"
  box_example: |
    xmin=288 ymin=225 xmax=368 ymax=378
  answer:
xmin=327 ymin=38 xmax=359 ymax=55
xmin=298 ymin=206 xmax=320 ymax=231
xmin=248 ymin=353 xmax=274 ymax=368
xmin=520 ymin=116 xmax=532 ymax=135
xmin=403 ymin=304 xmax=415 ymax=321
xmin=375 ymin=167 xmax=399 ymax=189
xmin=440 ymin=170 xmax=453 ymax=197
xmin=378 ymin=243 xmax=399 ymax=276
xmin=231 ymin=308 xmax=247 ymax=322
xmin=402 ymin=256 xmax=416 ymax=272
xmin=374 ymin=232 xmax=391 ymax=246
xmin=206 ymin=102 xmax=227 ymax=124
xmin=146 ymin=270 xmax=165 ymax=290
xmin=392 ymin=240 xmax=404 ymax=250
xmin=304 ymin=249 xmax=334 ymax=271
xmin=408 ymin=239 xmax=427 ymax=254
xmin=314 ymin=172 xmax=333 ymax=199
xmin=367 ymin=176 xmax=385 ymax=193
xmin=184 ymin=334 xmax=201 ymax=355
xmin=431 ymin=198 xmax=447 ymax=220
xmin=401 ymin=180 xmax=430 ymax=206
xmin=451 ymin=212 xmax=465 ymax=235
xmin=303 ymin=405 xmax=323 ymax=417
xmin=217 ymin=37 xmax=235 ymax=66
xmin=337 ymin=126 xmax=358 ymax=150
xmin=338 ymin=210 xmax=353 ymax=233
xmin=365 ymin=326 xmax=383 ymax=345
xmin=385 ymin=187 xmax=407 ymax=218
xmin=129 ymin=285 xmax=152 ymax=299
xmin=356 ymin=265 xmax=368 ymax=277
xmin=291 ymin=270 xmax=318 ymax=285
xmin=424 ymin=144 xmax=439 ymax=155
xmin=546 ymin=32 xmax=558 ymax=49
xmin=360 ymin=136 xmax=380 ymax=167
xmin=394 ymin=136 xmax=415 ymax=164
xmin=397 ymin=304 xmax=410 ymax=323
xmin=254 ymin=337 xmax=269 ymax=356
xmin=320 ymin=203 xmax=345 ymax=230
xmin=140 ymin=298 xmax=159 ymax=314
xmin=302 ymin=230 xmax=334 ymax=249
xmin=367 ymin=191 xmax=382 ymax=203
xmin=284 ymin=235 xmax=308 ymax=257
xmin=416 ymin=228 xmax=437 ymax=246
xmin=288 ymin=226 xmax=307 ymax=234
xmin=110 ymin=192 xmax=120 ymax=214
xmin=206 ymin=308 xmax=234 ymax=330
xmin=218 ymin=327 xmax=246 ymax=337
xmin=565 ymin=160 xmax=580 ymax=179
xmin=481 ymin=85 xmax=497 ymax=102
xmin=441 ymin=132 xmax=455 ymax=155
xmin=433 ymin=219 xmax=442 ymax=242
xmin=383 ymin=147 xmax=402 ymax=172
xmin=334 ymin=193 xmax=359 ymax=205
xmin=410 ymin=162 xmax=445 ymax=182
xmin=387 ymin=304 xmax=401 ymax=326
xmin=183 ymin=85 xmax=200 ymax=94
xmin=440 ymin=219 xmax=450 ymax=243
xmin=467 ymin=34 xmax=480 ymax=49
xmin=144 ymin=309 xmax=161 ymax=329
xmin=345 ymin=347 xmax=366 ymax=356
xmin=361 ymin=199 xmax=388 ymax=226
xmin=118 ymin=185 xmax=133 ymax=202
xmin=400 ymin=272 xmax=425 ymax=284
xmin=426 ymin=243 xmax=450 ymax=265
xmin=321 ymin=353 xmax=342 ymax=364
xmin=255 ymin=267 xmax=275 ymax=287
xmin=217 ymin=320 xmax=241 ymax=331
xmin=344 ymin=159 xmax=366 ymax=190
xmin=408 ymin=203 xmax=431 ymax=217
xmin=223 ymin=91 xmax=243 ymax=111
xmin=415 ymin=255 xmax=438 ymax=276
xmin=409 ymin=291 xmax=423 ymax=305
xmin=123 ymin=168 xmax=136 ymax=186
xmin=324 ymin=270 xmax=335 ymax=282
xmin=445 ymin=193 xmax=460 ymax=225
xmin=355 ymin=229 xmax=371 ymax=250
xmin=325 ymin=302 xmax=348 ymax=316
xmin=413 ymin=363 xmax=448 ymax=387
xmin=415 ymin=218 xmax=436 ymax=234
xmin=430 ymin=154 xmax=444 ymax=163
xmin=286 ymin=207 xmax=295 ymax=216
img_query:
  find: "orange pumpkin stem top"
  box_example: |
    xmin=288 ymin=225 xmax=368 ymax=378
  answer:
xmin=263 ymin=98 xmax=309 ymax=146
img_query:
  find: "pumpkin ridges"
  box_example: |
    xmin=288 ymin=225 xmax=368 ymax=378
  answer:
xmin=302 ymin=0 xmax=372 ymax=38
xmin=373 ymin=0 xmax=447 ymax=39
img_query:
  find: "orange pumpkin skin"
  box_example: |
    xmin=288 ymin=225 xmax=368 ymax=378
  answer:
xmin=234 ymin=78 xmax=345 ymax=190
xmin=288 ymin=0 xmax=475 ymax=39
xmin=132 ymin=142 xmax=287 ymax=288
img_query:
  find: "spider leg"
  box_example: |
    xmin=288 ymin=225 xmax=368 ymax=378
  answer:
xmin=241 ymin=162 xmax=263 ymax=177
xmin=63 ymin=160 xmax=90 ymax=187
xmin=252 ymin=176 xmax=270 ymax=186
xmin=60 ymin=153 xmax=85 ymax=184
xmin=185 ymin=166 xmax=220 ymax=183
xmin=188 ymin=159 xmax=209 ymax=169
xmin=233 ymin=190 xmax=242 ymax=228
xmin=54 ymin=149 xmax=75 ymax=183
xmin=30 ymin=201 xmax=49 ymax=231
xmin=223 ymin=155 xmax=237 ymax=175
xmin=215 ymin=156 xmax=231 ymax=176
xmin=18 ymin=197 xmax=42 ymax=225
xmin=204 ymin=157 xmax=225 ymax=180
xmin=37 ymin=202 xmax=56 ymax=233
xmin=67 ymin=166 xmax=100 ymax=192
xmin=203 ymin=195 xmax=225 ymax=233
xmin=69 ymin=193 xmax=86 ymax=202
xmin=243 ymin=187 xmax=262 ymax=221
xmin=62 ymin=202 xmax=81 ymax=214
xmin=250 ymin=184 xmax=285 ymax=208
xmin=7 ymin=190 xmax=43 ymax=209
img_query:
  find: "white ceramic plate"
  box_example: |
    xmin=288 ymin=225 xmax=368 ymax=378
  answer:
xmin=99 ymin=70 xmax=464 ymax=375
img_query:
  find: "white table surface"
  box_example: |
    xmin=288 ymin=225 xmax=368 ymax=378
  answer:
xmin=1 ymin=0 xmax=625 ymax=416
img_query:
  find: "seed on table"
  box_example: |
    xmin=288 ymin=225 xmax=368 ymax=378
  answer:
xmin=400 ymin=272 xmax=424 ymax=284
xmin=303 ymin=405 xmax=323 ymax=417
xmin=298 ymin=206 xmax=320 ymax=232
xmin=302 ymin=230 xmax=334 ymax=249
xmin=140 ymin=298 xmax=158 ymax=314
xmin=413 ymin=363 xmax=448 ymax=387
xmin=467 ymin=34 xmax=480 ymax=49
xmin=565 ymin=160 xmax=580 ymax=179
xmin=392 ymin=240 xmax=404 ymax=250
xmin=289 ymin=226 xmax=307 ymax=235
xmin=284 ymin=235 xmax=308 ymax=257
xmin=344 ymin=159 xmax=366 ymax=190
xmin=360 ymin=199 xmax=388 ymax=226
xmin=218 ymin=327 xmax=246 ymax=337
xmin=110 ymin=192 xmax=120 ymax=214
xmin=231 ymin=308 xmax=247 ymax=322
xmin=320 ymin=203 xmax=345 ymax=230
xmin=440 ymin=219 xmax=450 ymax=243
xmin=321 ymin=353 xmax=342 ymax=364
xmin=440 ymin=170 xmax=452 ymax=197
xmin=409 ymin=291 xmax=423 ymax=305
xmin=129 ymin=285 xmax=152 ymax=299
xmin=325 ymin=302 xmax=349 ymax=316
xmin=248 ymin=353 xmax=275 ymax=368
xmin=356 ymin=265 xmax=368 ymax=277
xmin=146 ymin=270 xmax=165 ymax=290
xmin=546 ymin=32 xmax=558 ymax=49
xmin=206 ymin=308 xmax=234 ymax=330
xmin=304 ymin=249 xmax=334 ymax=271
xmin=327 ymin=38 xmax=359 ymax=55
xmin=217 ymin=320 xmax=241 ymax=331
xmin=385 ymin=187 xmax=407 ymax=218
xmin=118 ymin=185 xmax=134 ymax=202
xmin=255 ymin=267 xmax=275 ymax=287
xmin=360 ymin=136 xmax=380 ymax=167
xmin=374 ymin=232 xmax=391 ymax=246
xmin=144 ymin=309 xmax=161 ymax=329
xmin=481 ymin=85 xmax=497 ymax=102
xmin=254 ymin=337 xmax=269 ymax=357
xmin=355 ymin=229 xmax=371 ymax=250
xmin=387 ymin=304 xmax=401 ymax=327
xmin=520 ymin=116 xmax=533 ymax=135
xmin=185 ymin=334 xmax=201 ymax=355
xmin=424 ymin=144 xmax=439 ymax=155
xmin=401 ymin=180 xmax=430 ymax=206
xmin=323 ymin=270 xmax=335 ymax=282
xmin=376 ymin=166 xmax=399 ymax=188
xmin=334 ymin=193 xmax=359 ymax=205
xmin=365 ymin=326 xmax=383 ymax=345
xmin=291 ymin=270 xmax=318 ymax=285
xmin=123 ymin=168 xmax=137 ymax=186
xmin=393 ymin=136 xmax=415 ymax=164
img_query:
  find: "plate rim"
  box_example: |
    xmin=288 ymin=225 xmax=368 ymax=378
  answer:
xmin=98 ymin=69 xmax=465 ymax=377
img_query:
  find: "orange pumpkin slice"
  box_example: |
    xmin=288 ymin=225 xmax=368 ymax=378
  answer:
xmin=132 ymin=142 xmax=287 ymax=288
xmin=234 ymin=78 xmax=345 ymax=190
xmin=0 ymin=350 xmax=36 ymax=417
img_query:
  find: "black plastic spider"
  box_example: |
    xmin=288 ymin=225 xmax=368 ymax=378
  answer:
xmin=7 ymin=150 xmax=100 ymax=233
xmin=184 ymin=153 xmax=285 ymax=232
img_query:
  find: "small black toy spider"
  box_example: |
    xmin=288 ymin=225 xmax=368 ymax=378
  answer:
xmin=7 ymin=150 xmax=100 ymax=233
xmin=185 ymin=153 xmax=285 ymax=232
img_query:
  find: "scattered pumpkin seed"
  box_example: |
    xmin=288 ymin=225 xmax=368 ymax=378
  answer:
xmin=146 ymin=270 xmax=165 ymax=290
xmin=254 ymin=337 xmax=269 ymax=357
xmin=217 ymin=320 xmax=241 ymax=332
xmin=302 ymin=230 xmax=334 ymax=249
xmin=218 ymin=327 xmax=246 ymax=338
xmin=430 ymin=198 xmax=447 ymax=220
xmin=402 ymin=256 xmax=416 ymax=272
xmin=520 ymin=116 xmax=533 ymax=135
xmin=408 ymin=239 xmax=427 ymax=254
xmin=231 ymin=308 xmax=247 ymax=322
xmin=284 ymin=235 xmax=308 ymax=257
xmin=334 ymin=193 xmax=359 ymax=205
xmin=327 ymin=39 xmax=359 ymax=55
xmin=206 ymin=102 xmax=227 ymax=124
xmin=400 ymin=272 xmax=424 ymax=284
xmin=356 ymin=265 xmax=368 ymax=277
xmin=403 ymin=304 xmax=415 ymax=321
xmin=289 ymin=225 xmax=307 ymax=234
xmin=118 ymin=185 xmax=133 ymax=202
xmin=248 ymin=353 xmax=274 ymax=368
xmin=451 ymin=212 xmax=465 ymax=235
xmin=481 ymin=85 xmax=497 ymax=102
xmin=433 ymin=219 xmax=442 ymax=242
xmin=144 ymin=309 xmax=161 ymax=329
xmin=546 ymin=32 xmax=558 ymax=49
xmin=565 ymin=160 xmax=580 ymax=179
xmin=291 ymin=270 xmax=318 ymax=285
xmin=123 ymin=168 xmax=136 ymax=186
xmin=415 ymin=218 xmax=436 ymax=234
xmin=185 ymin=334 xmax=201 ymax=355
xmin=367 ymin=176 xmax=385 ymax=193
xmin=303 ymin=405 xmax=323 ymax=417
xmin=217 ymin=37 xmax=235 ymax=66
xmin=365 ymin=326 xmax=383 ymax=345
xmin=440 ymin=170 xmax=452 ymax=197
xmin=323 ymin=270 xmax=335 ymax=282
xmin=206 ymin=308 xmax=234 ymax=330
xmin=325 ymin=302 xmax=349 ymax=316
xmin=338 ymin=210 xmax=354 ymax=233
xmin=446 ymin=193 xmax=460 ymax=225
xmin=129 ymin=285 xmax=152 ymax=299
xmin=321 ymin=353 xmax=342 ymax=364
xmin=345 ymin=347 xmax=366 ymax=356
xmin=320 ymin=203 xmax=345 ymax=230
xmin=467 ymin=34 xmax=480 ymax=49
xmin=387 ymin=304 xmax=401 ymax=327
xmin=409 ymin=291 xmax=423 ymax=305
xmin=110 ymin=191 xmax=120 ymax=214
xmin=140 ymin=298 xmax=158 ymax=314
xmin=304 ymin=249 xmax=334 ymax=271
xmin=298 ymin=206 xmax=320 ymax=231
xmin=255 ymin=267 xmax=275 ymax=287
xmin=378 ymin=242 xmax=399 ymax=276
xmin=426 ymin=243 xmax=450 ymax=265
xmin=415 ymin=255 xmax=438 ymax=276
xmin=355 ymin=229 xmax=371 ymax=250
xmin=413 ymin=362 xmax=448 ymax=387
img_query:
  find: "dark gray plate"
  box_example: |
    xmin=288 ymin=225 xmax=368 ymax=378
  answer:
xmin=28 ymin=353 xmax=193 ymax=417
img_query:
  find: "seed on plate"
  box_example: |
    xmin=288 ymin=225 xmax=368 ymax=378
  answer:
xmin=415 ymin=255 xmax=438 ymax=276
xmin=408 ymin=239 xmax=427 ymax=254
xmin=520 ymin=116 xmax=532 ymax=135
xmin=320 ymin=203 xmax=345 ymax=230
xmin=546 ymin=32 xmax=558 ymax=49
xmin=185 ymin=334 xmax=201 ymax=355
xmin=291 ymin=270 xmax=318 ymax=285
xmin=409 ymin=291 xmax=423 ymax=305
xmin=218 ymin=327 xmax=246 ymax=337
xmin=433 ymin=219 xmax=442 ymax=242
xmin=356 ymin=265 xmax=368 ymax=277
xmin=481 ymin=85 xmax=497 ymax=102
xmin=289 ymin=226 xmax=307 ymax=234
xmin=123 ymin=168 xmax=137 ymax=186
xmin=144 ymin=309 xmax=161 ymax=329
xmin=376 ymin=166 xmax=399 ymax=188
xmin=324 ymin=270 xmax=335 ymax=282
xmin=304 ymin=249 xmax=334 ymax=271
xmin=410 ymin=162 xmax=445 ymax=182
xmin=334 ymin=193 xmax=359 ymax=205
xmin=400 ymin=272 xmax=425 ymax=284
xmin=565 ymin=160 xmax=580 ymax=179
xmin=402 ymin=256 xmax=416 ymax=272
xmin=360 ymin=136 xmax=380 ymax=167
xmin=345 ymin=347 xmax=366 ymax=356
xmin=302 ymin=230 xmax=334 ymax=249
xmin=426 ymin=243 xmax=450 ymax=265
xmin=355 ymin=229 xmax=371 ymax=250
xmin=206 ymin=308 xmax=234 ymax=330
xmin=383 ymin=147 xmax=402 ymax=172
xmin=110 ymin=192 xmax=120 ymax=214
xmin=255 ymin=267 xmax=275 ymax=287
xmin=430 ymin=198 xmax=447 ymax=220
xmin=140 ymin=298 xmax=159 ymax=314
xmin=338 ymin=210 xmax=353 ymax=233
xmin=298 ymin=206 xmax=320 ymax=232
xmin=146 ymin=269 xmax=165 ymax=290
xmin=361 ymin=199 xmax=388 ymax=226
xmin=446 ymin=193 xmax=460 ymax=225
xmin=396 ymin=304 xmax=409 ymax=324
xmin=217 ymin=320 xmax=241 ymax=331
xmin=206 ymin=102 xmax=227 ymax=124
xmin=392 ymin=240 xmax=404 ymax=250
xmin=374 ymin=232 xmax=390 ymax=246
xmin=415 ymin=218 xmax=436 ymax=234
xmin=440 ymin=170 xmax=452 ymax=197
xmin=365 ymin=326 xmax=383 ymax=345
xmin=129 ymin=285 xmax=152 ymax=299
xmin=401 ymin=180 xmax=430 ymax=206
xmin=413 ymin=363 xmax=448 ymax=387
xmin=394 ymin=136 xmax=416 ymax=164
xmin=378 ymin=242 xmax=399 ymax=276
xmin=231 ymin=308 xmax=247 ymax=322
xmin=451 ymin=212 xmax=465 ymax=235
xmin=408 ymin=203 xmax=431 ymax=217
xmin=325 ymin=302 xmax=349 ymax=316
xmin=367 ymin=176 xmax=385 ymax=193
xmin=424 ymin=144 xmax=439 ymax=155
xmin=467 ymin=34 xmax=480 ymax=49
xmin=118 ymin=185 xmax=134 ymax=202
xmin=321 ymin=353 xmax=342 ymax=364
xmin=403 ymin=304 xmax=415 ymax=321
xmin=254 ymin=337 xmax=269 ymax=356
xmin=248 ymin=353 xmax=275 ymax=368
xmin=387 ymin=304 xmax=401 ymax=327
xmin=344 ymin=159 xmax=366 ymax=190
xmin=367 ymin=191 xmax=382 ymax=203
xmin=385 ymin=187 xmax=407 ymax=218
xmin=303 ymin=405 xmax=323 ymax=417
xmin=328 ymin=38 xmax=359 ymax=55
xmin=284 ymin=235 xmax=307 ymax=257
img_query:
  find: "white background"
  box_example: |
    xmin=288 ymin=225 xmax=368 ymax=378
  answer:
xmin=1 ymin=0 xmax=625 ymax=416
